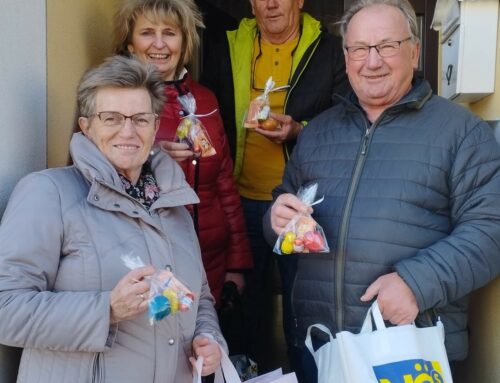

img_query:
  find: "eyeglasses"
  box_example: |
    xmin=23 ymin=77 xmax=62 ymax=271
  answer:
xmin=251 ymin=33 xmax=298 ymax=92
xmin=344 ymin=37 xmax=412 ymax=61
xmin=90 ymin=111 xmax=158 ymax=128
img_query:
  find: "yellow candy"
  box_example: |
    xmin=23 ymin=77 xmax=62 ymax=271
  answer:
xmin=163 ymin=289 xmax=179 ymax=313
xmin=284 ymin=231 xmax=296 ymax=243
xmin=280 ymin=239 xmax=294 ymax=254
xmin=176 ymin=120 xmax=191 ymax=139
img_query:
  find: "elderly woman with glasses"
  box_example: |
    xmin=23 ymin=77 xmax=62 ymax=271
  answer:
xmin=0 ymin=55 xmax=225 ymax=383
xmin=113 ymin=0 xmax=253 ymax=311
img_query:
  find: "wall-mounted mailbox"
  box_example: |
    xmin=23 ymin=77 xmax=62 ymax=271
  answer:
xmin=436 ymin=0 xmax=498 ymax=103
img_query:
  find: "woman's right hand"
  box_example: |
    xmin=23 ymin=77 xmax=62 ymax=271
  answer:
xmin=158 ymin=140 xmax=194 ymax=163
xmin=110 ymin=266 xmax=155 ymax=324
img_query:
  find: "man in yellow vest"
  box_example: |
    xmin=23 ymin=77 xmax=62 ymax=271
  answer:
xmin=201 ymin=0 xmax=349 ymax=376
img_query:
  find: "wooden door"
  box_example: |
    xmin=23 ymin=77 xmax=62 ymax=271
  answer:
xmin=409 ymin=0 xmax=439 ymax=93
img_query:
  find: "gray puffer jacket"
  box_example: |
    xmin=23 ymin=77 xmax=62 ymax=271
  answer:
xmin=0 ymin=133 xmax=226 ymax=382
xmin=265 ymin=79 xmax=500 ymax=360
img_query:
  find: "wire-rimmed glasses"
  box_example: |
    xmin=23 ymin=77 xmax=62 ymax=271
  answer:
xmin=90 ymin=111 xmax=158 ymax=128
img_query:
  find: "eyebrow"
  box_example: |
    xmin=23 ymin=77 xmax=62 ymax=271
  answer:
xmin=347 ymin=37 xmax=398 ymax=46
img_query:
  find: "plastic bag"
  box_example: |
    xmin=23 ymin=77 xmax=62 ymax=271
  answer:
xmin=274 ymin=183 xmax=330 ymax=255
xmin=243 ymin=77 xmax=283 ymax=131
xmin=121 ymin=254 xmax=195 ymax=325
xmin=176 ymin=93 xmax=216 ymax=157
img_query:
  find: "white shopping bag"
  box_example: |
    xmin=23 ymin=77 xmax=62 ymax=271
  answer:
xmin=193 ymin=343 xmax=298 ymax=383
xmin=305 ymin=323 xmax=347 ymax=383
xmin=306 ymin=301 xmax=453 ymax=383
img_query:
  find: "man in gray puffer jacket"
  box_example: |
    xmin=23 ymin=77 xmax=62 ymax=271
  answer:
xmin=264 ymin=0 xmax=500 ymax=381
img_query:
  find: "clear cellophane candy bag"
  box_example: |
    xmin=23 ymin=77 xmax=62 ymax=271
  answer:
xmin=274 ymin=183 xmax=330 ymax=255
xmin=121 ymin=254 xmax=195 ymax=325
xmin=175 ymin=93 xmax=216 ymax=157
xmin=243 ymin=76 xmax=274 ymax=129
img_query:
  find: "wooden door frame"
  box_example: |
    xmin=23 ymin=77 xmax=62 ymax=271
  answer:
xmin=409 ymin=0 xmax=439 ymax=93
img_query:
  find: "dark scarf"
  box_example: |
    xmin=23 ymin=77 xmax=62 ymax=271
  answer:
xmin=119 ymin=162 xmax=160 ymax=210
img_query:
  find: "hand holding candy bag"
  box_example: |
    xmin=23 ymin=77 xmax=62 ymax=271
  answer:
xmin=176 ymin=92 xmax=216 ymax=157
xmin=147 ymin=268 xmax=195 ymax=324
xmin=243 ymin=76 xmax=287 ymax=130
xmin=122 ymin=254 xmax=195 ymax=325
xmin=274 ymin=184 xmax=330 ymax=255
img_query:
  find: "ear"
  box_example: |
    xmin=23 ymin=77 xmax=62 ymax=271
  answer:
xmin=343 ymin=48 xmax=349 ymax=73
xmin=151 ymin=119 xmax=160 ymax=147
xmin=411 ymin=41 xmax=421 ymax=70
xmin=78 ymin=116 xmax=90 ymax=136
xmin=127 ymin=44 xmax=135 ymax=54
xmin=298 ymin=0 xmax=304 ymax=10
xmin=249 ymin=0 xmax=256 ymax=16
xmin=154 ymin=118 xmax=160 ymax=136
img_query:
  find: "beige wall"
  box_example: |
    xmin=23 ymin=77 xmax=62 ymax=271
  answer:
xmin=453 ymin=14 xmax=500 ymax=383
xmin=47 ymin=0 xmax=118 ymax=168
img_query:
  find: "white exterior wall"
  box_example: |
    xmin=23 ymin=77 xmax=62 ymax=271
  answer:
xmin=0 ymin=1 xmax=47 ymax=216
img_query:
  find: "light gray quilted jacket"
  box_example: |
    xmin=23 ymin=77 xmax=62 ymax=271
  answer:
xmin=0 ymin=133 xmax=226 ymax=382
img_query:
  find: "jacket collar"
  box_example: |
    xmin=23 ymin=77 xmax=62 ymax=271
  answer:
xmin=336 ymin=77 xmax=433 ymax=116
xmin=69 ymin=133 xmax=199 ymax=208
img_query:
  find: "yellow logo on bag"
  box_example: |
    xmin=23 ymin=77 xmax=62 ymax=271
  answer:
xmin=373 ymin=359 xmax=446 ymax=383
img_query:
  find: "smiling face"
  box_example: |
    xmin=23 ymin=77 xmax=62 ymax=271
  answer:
xmin=250 ymin=0 xmax=303 ymax=44
xmin=128 ymin=13 xmax=183 ymax=81
xmin=344 ymin=4 xmax=420 ymax=121
xmin=79 ymin=87 xmax=159 ymax=184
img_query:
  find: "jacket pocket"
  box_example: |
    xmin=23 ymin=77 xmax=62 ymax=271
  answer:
xmin=90 ymin=352 xmax=104 ymax=383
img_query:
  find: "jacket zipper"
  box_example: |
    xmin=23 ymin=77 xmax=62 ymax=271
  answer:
xmin=335 ymin=118 xmax=377 ymax=330
xmin=91 ymin=352 xmax=103 ymax=383
xmin=289 ymin=261 xmax=299 ymax=346
xmin=283 ymin=36 xmax=322 ymax=161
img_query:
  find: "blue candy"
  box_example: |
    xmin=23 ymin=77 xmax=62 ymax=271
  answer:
xmin=149 ymin=295 xmax=171 ymax=321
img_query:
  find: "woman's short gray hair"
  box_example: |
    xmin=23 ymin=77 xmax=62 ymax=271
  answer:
xmin=339 ymin=0 xmax=419 ymax=46
xmin=77 ymin=55 xmax=166 ymax=117
xmin=113 ymin=0 xmax=204 ymax=77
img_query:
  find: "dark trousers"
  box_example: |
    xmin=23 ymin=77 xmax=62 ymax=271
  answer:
xmin=240 ymin=198 xmax=300 ymax=376
xmin=240 ymin=198 xmax=275 ymax=371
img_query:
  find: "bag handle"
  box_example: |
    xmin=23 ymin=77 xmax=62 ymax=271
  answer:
xmin=305 ymin=323 xmax=334 ymax=356
xmin=360 ymin=301 xmax=386 ymax=333
xmin=193 ymin=344 xmax=242 ymax=383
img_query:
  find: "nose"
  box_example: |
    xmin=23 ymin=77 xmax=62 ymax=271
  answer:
xmin=267 ymin=0 xmax=278 ymax=8
xmin=153 ymin=32 xmax=166 ymax=49
xmin=365 ymin=46 xmax=383 ymax=68
xmin=119 ymin=117 xmax=136 ymax=137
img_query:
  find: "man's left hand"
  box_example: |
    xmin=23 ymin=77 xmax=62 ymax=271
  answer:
xmin=360 ymin=272 xmax=419 ymax=325
xmin=255 ymin=112 xmax=303 ymax=144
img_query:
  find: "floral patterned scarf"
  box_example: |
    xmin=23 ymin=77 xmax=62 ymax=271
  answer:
xmin=119 ymin=162 xmax=160 ymax=210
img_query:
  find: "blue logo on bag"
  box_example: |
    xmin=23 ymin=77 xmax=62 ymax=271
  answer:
xmin=373 ymin=359 xmax=445 ymax=383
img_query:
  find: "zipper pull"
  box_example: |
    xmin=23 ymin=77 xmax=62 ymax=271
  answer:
xmin=361 ymin=128 xmax=370 ymax=155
